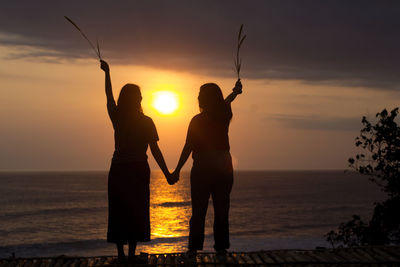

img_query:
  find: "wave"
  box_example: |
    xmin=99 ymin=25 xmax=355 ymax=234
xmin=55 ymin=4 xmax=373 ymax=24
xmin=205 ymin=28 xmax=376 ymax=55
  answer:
xmin=0 ymin=236 xmax=191 ymax=258
xmin=2 ymin=201 xmax=192 ymax=220
xmin=0 ymin=239 xmax=110 ymax=258
xmin=154 ymin=201 xmax=191 ymax=208
xmin=0 ymin=206 xmax=107 ymax=220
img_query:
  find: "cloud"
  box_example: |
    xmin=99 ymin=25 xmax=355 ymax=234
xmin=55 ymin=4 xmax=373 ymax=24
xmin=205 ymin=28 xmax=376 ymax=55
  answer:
xmin=269 ymin=114 xmax=362 ymax=132
xmin=1 ymin=1 xmax=400 ymax=89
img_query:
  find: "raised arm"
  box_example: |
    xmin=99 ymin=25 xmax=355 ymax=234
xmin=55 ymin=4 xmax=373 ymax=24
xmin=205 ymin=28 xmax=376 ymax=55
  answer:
xmin=149 ymin=141 xmax=174 ymax=184
xmin=100 ymin=60 xmax=117 ymax=123
xmin=225 ymin=79 xmax=243 ymax=104
xmin=100 ymin=60 xmax=114 ymax=104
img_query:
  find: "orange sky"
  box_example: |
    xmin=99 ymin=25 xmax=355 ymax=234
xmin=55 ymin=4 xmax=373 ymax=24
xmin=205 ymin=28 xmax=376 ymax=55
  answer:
xmin=1 ymin=43 xmax=399 ymax=171
xmin=1 ymin=1 xmax=400 ymax=170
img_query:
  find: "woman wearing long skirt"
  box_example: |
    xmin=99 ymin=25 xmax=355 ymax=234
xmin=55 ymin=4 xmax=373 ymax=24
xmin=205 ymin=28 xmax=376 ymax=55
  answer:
xmin=172 ymin=80 xmax=242 ymax=258
xmin=100 ymin=60 xmax=171 ymax=262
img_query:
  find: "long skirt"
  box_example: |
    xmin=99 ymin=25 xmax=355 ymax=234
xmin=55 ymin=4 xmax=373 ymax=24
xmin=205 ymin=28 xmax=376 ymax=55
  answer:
xmin=107 ymin=160 xmax=151 ymax=244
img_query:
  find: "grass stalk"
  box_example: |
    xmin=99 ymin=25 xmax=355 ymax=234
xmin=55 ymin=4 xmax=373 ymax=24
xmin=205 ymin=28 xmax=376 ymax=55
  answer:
xmin=234 ymin=24 xmax=247 ymax=79
xmin=64 ymin=16 xmax=101 ymax=60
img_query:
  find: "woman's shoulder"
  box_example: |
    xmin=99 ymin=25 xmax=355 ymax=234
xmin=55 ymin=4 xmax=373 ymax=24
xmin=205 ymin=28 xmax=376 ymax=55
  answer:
xmin=190 ymin=113 xmax=203 ymax=123
xmin=141 ymin=114 xmax=156 ymax=124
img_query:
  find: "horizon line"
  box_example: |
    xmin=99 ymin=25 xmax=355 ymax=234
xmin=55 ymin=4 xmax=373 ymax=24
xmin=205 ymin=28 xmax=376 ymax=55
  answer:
xmin=0 ymin=168 xmax=351 ymax=172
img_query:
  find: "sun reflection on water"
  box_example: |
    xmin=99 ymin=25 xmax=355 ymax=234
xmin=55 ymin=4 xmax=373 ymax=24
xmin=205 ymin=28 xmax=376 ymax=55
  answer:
xmin=139 ymin=171 xmax=191 ymax=253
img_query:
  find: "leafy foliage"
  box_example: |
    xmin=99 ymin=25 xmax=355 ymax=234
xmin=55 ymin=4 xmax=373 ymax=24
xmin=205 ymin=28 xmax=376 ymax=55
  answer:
xmin=349 ymin=107 xmax=400 ymax=197
xmin=326 ymin=107 xmax=400 ymax=248
xmin=326 ymin=215 xmax=367 ymax=247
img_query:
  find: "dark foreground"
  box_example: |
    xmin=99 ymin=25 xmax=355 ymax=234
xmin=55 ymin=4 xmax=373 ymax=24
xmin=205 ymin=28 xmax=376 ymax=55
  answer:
xmin=2 ymin=246 xmax=400 ymax=266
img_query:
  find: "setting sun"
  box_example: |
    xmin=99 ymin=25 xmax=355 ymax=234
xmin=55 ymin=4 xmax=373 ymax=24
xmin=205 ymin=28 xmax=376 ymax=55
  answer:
xmin=152 ymin=91 xmax=178 ymax=115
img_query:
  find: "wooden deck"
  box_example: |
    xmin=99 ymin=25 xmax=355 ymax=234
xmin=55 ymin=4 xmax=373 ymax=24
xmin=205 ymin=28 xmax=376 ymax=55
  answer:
xmin=2 ymin=246 xmax=400 ymax=266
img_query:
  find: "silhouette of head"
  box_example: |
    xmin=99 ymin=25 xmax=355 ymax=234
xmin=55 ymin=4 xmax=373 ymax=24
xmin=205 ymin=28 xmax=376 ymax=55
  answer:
xmin=198 ymin=83 xmax=232 ymax=122
xmin=117 ymin=84 xmax=143 ymax=115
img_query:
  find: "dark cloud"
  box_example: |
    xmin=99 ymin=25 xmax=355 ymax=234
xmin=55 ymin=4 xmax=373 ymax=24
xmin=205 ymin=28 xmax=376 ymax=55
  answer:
xmin=1 ymin=1 xmax=400 ymax=89
xmin=269 ymin=114 xmax=362 ymax=132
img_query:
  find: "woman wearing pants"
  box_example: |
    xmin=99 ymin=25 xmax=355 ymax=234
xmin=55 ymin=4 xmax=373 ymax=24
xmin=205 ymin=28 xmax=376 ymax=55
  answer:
xmin=172 ymin=80 xmax=242 ymax=257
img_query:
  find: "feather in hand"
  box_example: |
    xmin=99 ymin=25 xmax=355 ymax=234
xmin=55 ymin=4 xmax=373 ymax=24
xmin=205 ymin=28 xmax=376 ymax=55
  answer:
xmin=64 ymin=16 xmax=101 ymax=60
xmin=234 ymin=24 xmax=246 ymax=79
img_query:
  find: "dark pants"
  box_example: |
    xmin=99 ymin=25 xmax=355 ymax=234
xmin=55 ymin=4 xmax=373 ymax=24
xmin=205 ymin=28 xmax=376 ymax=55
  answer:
xmin=188 ymin=154 xmax=233 ymax=251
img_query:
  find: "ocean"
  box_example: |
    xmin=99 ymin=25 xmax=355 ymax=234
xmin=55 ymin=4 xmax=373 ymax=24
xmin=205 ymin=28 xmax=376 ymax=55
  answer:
xmin=0 ymin=170 xmax=385 ymax=258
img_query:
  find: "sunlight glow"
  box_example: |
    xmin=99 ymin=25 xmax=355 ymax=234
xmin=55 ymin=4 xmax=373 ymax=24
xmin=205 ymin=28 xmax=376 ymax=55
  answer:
xmin=147 ymin=171 xmax=190 ymax=253
xmin=152 ymin=91 xmax=178 ymax=115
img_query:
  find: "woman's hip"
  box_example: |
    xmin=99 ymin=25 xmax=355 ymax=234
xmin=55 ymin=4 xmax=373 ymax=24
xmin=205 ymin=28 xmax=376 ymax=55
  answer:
xmin=192 ymin=150 xmax=233 ymax=174
xmin=191 ymin=151 xmax=233 ymax=190
xmin=108 ymin=160 xmax=150 ymax=185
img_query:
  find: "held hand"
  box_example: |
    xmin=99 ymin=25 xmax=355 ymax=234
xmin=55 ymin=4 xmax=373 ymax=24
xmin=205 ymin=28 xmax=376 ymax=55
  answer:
xmin=170 ymin=170 xmax=180 ymax=185
xmin=233 ymin=79 xmax=242 ymax=94
xmin=166 ymin=171 xmax=178 ymax=185
xmin=100 ymin=60 xmax=110 ymax=73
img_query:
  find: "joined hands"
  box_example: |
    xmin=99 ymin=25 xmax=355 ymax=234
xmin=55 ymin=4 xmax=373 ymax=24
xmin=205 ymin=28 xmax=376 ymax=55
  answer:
xmin=166 ymin=170 xmax=180 ymax=185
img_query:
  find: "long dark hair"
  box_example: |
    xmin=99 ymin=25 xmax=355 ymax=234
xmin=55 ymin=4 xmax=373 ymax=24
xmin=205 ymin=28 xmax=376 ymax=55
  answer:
xmin=117 ymin=84 xmax=143 ymax=118
xmin=198 ymin=83 xmax=232 ymax=123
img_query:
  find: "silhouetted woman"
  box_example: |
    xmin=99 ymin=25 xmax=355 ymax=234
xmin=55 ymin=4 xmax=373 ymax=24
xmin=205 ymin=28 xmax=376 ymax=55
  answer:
xmin=172 ymin=80 xmax=242 ymax=257
xmin=100 ymin=60 xmax=171 ymax=262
